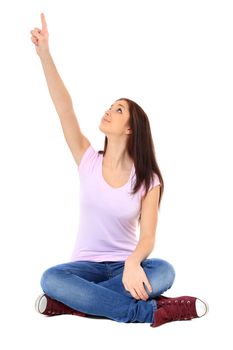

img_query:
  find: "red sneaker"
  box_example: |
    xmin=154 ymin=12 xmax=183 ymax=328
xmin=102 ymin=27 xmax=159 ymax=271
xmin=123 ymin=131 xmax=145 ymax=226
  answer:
xmin=35 ymin=294 xmax=86 ymax=317
xmin=155 ymin=295 xmax=174 ymax=308
xmin=151 ymin=295 xmax=209 ymax=327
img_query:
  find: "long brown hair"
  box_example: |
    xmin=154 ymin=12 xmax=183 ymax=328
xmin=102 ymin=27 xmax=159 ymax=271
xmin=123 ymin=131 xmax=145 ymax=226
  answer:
xmin=98 ymin=97 xmax=164 ymax=210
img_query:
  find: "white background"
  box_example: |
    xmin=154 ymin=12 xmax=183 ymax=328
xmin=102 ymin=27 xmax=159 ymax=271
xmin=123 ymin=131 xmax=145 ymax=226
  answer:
xmin=0 ymin=0 xmax=232 ymax=348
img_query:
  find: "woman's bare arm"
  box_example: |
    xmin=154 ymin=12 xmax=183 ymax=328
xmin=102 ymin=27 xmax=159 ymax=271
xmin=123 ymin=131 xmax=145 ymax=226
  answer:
xmin=30 ymin=13 xmax=90 ymax=166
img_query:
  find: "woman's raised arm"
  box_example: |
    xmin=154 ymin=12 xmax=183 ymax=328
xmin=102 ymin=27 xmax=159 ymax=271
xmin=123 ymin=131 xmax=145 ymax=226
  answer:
xmin=30 ymin=13 xmax=90 ymax=166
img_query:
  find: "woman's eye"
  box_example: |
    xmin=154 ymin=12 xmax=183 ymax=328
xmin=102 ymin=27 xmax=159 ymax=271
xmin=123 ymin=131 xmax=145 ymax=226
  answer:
xmin=108 ymin=107 xmax=122 ymax=112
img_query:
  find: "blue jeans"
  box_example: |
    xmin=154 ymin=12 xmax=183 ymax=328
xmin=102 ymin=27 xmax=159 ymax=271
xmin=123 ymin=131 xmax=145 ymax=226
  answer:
xmin=40 ymin=258 xmax=175 ymax=324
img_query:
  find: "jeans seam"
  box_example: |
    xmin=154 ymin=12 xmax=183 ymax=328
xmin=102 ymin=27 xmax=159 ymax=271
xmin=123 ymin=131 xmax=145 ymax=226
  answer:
xmin=104 ymin=262 xmax=113 ymax=279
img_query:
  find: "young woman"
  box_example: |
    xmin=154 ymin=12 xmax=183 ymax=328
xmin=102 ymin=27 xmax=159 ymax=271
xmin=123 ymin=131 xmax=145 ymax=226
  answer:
xmin=30 ymin=13 xmax=209 ymax=327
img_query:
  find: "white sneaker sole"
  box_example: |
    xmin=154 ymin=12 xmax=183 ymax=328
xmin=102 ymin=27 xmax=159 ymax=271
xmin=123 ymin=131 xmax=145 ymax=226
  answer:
xmin=35 ymin=294 xmax=47 ymax=313
xmin=196 ymin=298 xmax=209 ymax=317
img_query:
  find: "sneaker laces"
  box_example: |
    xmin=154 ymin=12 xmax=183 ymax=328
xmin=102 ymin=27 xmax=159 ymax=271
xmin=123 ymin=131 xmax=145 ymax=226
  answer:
xmin=162 ymin=299 xmax=195 ymax=321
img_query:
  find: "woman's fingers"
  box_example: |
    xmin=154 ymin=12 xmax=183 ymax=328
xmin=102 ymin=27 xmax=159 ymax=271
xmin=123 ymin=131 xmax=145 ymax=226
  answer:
xmin=41 ymin=13 xmax=48 ymax=32
xmin=30 ymin=12 xmax=47 ymax=40
xmin=31 ymin=36 xmax=39 ymax=46
xmin=30 ymin=14 xmax=49 ymax=56
xmin=138 ymin=285 xmax=149 ymax=300
xmin=31 ymin=36 xmax=38 ymax=46
xmin=30 ymin=28 xmax=41 ymax=38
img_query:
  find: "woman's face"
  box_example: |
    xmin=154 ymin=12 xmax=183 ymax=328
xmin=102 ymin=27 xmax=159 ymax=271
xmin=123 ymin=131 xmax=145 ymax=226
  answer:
xmin=99 ymin=100 xmax=132 ymax=137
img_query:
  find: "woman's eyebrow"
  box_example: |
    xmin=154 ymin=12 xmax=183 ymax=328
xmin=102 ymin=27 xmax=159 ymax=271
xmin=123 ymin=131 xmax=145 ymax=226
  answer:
xmin=110 ymin=103 xmax=125 ymax=109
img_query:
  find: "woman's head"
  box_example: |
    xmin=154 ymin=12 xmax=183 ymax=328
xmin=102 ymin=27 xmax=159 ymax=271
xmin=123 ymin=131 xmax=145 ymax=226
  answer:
xmin=99 ymin=99 xmax=132 ymax=139
xmin=98 ymin=97 xmax=164 ymax=209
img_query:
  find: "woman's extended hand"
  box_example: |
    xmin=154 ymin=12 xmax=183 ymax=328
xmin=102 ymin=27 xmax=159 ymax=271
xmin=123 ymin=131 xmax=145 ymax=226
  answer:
xmin=30 ymin=13 xmax=49 ymax=57
xmin=122 ymin=261 xmax=153 ymax=301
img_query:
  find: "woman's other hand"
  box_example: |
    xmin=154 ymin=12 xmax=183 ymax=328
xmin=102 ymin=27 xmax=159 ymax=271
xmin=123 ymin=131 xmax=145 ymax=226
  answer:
xmin=122 ymin=261 xmax=153 ymax=301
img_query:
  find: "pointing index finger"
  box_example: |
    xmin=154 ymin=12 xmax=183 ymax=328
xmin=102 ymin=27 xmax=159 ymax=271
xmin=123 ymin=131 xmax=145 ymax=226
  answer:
xmin=41 ymin=13 xmax=48 ymax=32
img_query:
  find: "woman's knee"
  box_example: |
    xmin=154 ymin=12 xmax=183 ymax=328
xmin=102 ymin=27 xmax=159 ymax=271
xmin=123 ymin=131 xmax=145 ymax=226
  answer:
xmin=40 ymin=266 xmax=61 ymax=294
xmin=159 ymin=259 xmax=176 ymax=286
xmin=144 ymin=258 xmax=176 ymax=290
